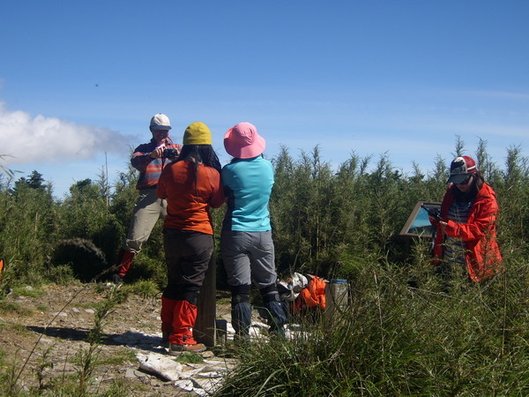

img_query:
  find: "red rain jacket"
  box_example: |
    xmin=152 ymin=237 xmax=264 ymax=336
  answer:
xmin=433 ymin=182 xmax=503 ymax=282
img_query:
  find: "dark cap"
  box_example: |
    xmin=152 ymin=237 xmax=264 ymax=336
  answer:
xmin=448 ymin=155 xmax=477 ymax=184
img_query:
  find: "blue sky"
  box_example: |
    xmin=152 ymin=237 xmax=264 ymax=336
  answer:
xmin=1 ymin=1 xmax=528 ymax=198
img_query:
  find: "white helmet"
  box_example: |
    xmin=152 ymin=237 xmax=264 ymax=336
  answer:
xmin=149 ymin=113 xmax=171 ymax=132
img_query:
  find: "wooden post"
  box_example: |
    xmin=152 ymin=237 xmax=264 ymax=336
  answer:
xmin=194 ymin=252 xmax=217 ymax=347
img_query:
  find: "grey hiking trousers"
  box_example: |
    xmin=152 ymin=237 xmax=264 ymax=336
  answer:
xmin=220 ymin=230 xmax=277 ymax=289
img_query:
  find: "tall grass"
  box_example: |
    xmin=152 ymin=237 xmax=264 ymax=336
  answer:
xmin=216 ymin=255 xmax=529 ymax=396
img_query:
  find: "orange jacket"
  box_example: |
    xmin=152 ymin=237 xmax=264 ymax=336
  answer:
xmin=157 ymin=160 xmax=224 ymax=235
xmin=433 ymin=182 xmax=502 ymax=282
xmin=298 ymin=276 xmax=327 ymax=310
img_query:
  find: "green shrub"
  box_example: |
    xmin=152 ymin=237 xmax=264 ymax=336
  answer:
xmin=44 ymin=264 xmax=76 ymax=285
xmin=125 ymin=254 xmax=166 ymax=287
xmin=123 ymin=279 xmax=160 ymax=298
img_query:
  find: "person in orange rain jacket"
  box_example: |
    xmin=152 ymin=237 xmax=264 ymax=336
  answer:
xmin=157 ymin=121 xmax=224 ymax=355
xmin=430 ymin=155 xmax=502 ymax=283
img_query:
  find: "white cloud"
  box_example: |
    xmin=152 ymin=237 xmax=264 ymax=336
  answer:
xmin=0 ymin=102 xmax=129 ymax=165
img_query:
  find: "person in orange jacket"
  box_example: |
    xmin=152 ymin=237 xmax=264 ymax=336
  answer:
xmin=157 ymin=121 xmax=224 ymax=354
xmin=430 ymin=155 xmax=502 ymax=283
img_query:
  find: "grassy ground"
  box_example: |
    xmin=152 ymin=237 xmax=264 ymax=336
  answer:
xmin=0 ymin=282 xmax=192 ymax=397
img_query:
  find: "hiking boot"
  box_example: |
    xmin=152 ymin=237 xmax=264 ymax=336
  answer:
xmin=168 ymin=343 xmax=206 ymax=355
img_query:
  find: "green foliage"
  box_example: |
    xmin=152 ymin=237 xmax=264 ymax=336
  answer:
xmin=122 ymin=279 xmax=160 ymax=298
xmin=0 ymin=301 xmax=33 ymax=316
xmin=0 ymin=179 xmax=58 ymax=283
xmin=494 ymin=145 xmax=529 ymax=257
xmin=43 ymin=264 xmax=76 ymax=285
xmin=58 ymin=179 xmax=123 ymax=262
xmin=217 ymin=255 xmax=529 ymax=396
xmin=11 ymin=285 xmax=43 ymax=298
xmin=270 ymin=147 xmax=445 ymax=277
xmin=110 ymin=166 xmax=138 ymax=227
xmin=0 ymin=348 xmax=18 ymax=397
xmin=2 ymin=139 xmax=528 ymax=286
xmin=173 ymin=352 xmax=205 ymax=364
xmin=96 ymin=349 xmax=137 ymax=366
xmin=269 ymin=141 xmax=529 ymax=279
xmin=126 ymin=254 xmax=166 ymax=287
xmin=13 ymin=170 xmax=47 ymax=191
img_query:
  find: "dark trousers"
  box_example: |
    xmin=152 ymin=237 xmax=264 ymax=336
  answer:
xmin=163 ymin=229 xmax=214 ymax=302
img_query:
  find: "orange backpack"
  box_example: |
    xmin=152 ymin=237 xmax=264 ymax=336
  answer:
xmin=299 ymin=276 xmax=327 ymax=310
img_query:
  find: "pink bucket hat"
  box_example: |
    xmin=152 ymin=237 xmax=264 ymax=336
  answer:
xmin=224 ymin=122 xmax=266 ymax=159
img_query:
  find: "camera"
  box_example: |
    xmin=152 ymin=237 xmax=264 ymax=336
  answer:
xmin=421 ymin=205 xmax=441 ymax=221
xmin=163 ymin=148 xmax=178 ymax=159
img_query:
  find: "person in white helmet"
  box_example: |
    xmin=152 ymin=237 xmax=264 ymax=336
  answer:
xmin=112 ymin=113 xmax=182 ymax=284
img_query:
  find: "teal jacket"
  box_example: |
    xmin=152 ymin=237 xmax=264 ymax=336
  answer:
xmin=222 ymin=156 xmax=274 ymax=232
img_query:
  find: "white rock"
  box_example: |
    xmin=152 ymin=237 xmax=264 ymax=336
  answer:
xmin=125 ymin=368 xmax=137 ymax=378
xmin=174 ymin=379 xmax=194 ymax=391
xmin=137 ymin=352 xmax=183 ymax=382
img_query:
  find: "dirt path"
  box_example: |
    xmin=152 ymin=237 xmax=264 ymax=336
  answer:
xmin=0 ymin=283 xmax=235 ymax=396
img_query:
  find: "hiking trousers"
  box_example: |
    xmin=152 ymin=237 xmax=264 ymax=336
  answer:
xmin=163 ymin=229 xmax=214 ymax=300
xmin=124 ymin=188 xmax=167 ymax=253
xmin=221 ymin=230 xmax=277 ymax=289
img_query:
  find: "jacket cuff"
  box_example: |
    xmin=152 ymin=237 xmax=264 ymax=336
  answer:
xmin=445 ymin=220 xmax=458 ymax=237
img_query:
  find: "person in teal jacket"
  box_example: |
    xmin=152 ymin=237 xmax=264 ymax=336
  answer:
xmin=221 ymin=122 xmax=287 ymax=338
